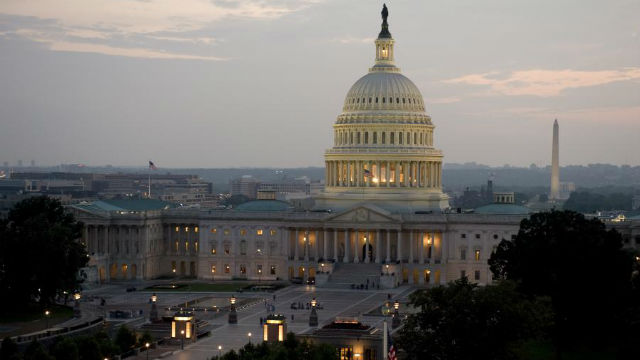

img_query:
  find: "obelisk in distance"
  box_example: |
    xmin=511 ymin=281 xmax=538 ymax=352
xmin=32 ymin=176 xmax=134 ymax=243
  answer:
xmin=550 ymin=119 xmax=560 ymax=200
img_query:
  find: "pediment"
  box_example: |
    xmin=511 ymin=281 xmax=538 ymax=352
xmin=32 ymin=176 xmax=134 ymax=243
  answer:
xmin=325 ymin=204 xmax=398 ymax=224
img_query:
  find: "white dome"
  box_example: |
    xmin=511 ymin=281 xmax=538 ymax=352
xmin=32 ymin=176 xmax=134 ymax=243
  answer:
xmin=342 ymin=71 xmax=426 ymax=113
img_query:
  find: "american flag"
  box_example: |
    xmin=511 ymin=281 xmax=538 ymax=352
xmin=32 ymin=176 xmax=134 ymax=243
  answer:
xmin=388 ymin=327 xmax=397 ymax=360
xmin=148 ymin=161 xmax=157 ymax=170
xmin=363 ymin=169 xmax=373 ymax=178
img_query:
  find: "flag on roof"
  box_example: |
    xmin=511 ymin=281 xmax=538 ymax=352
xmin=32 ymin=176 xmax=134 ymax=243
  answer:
xmin=388 ymin=327 xmax=397 ymax=360
xmin=148 ymin=161 xmax=157 ymax=170
xmin=363 ymin=169 xmax=373 ymax=178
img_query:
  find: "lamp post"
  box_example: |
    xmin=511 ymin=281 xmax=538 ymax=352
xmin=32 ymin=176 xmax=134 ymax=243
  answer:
xmin=309 ymin=297 xmax=318 ymax=327
xmin=180 ymin=330 xmax=185 ymax=350
xmin=150 ymin=293 xmax=158 ymax=322
xmin=381 ymin=301 xmax=392 ymax=360
xmin=44 ymin=310 xmax=50 ymax=330
xmin=228 ymin=294 xmax=237 ymax=324
xmin=145 ymin=342 xmax=150 ymax=360
xmin=385 ymin=264 xmax=389 ymax=275
xmin=218 ymin=345 xmax=222 ymax=357
xmin=392 ymin=300 xmax=400 ymax=328
xmin=73 ymin=292 xmax=81 ymax=318
xmin=248 ymin=332 xmax=252 ymax=344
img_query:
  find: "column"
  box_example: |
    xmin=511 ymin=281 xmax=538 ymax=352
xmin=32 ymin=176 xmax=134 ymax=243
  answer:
xmin=376 ymin=161 xmax=381 ymax=187
xmin=365 ymin=231 xmax=371 ymax=263
xmin=386 ymin=230 xmax=391 ymax=263
xmin=394 ymin=161 xmax=400 ymax=187
xmin=333 ymin=230 xmax=339 ymax=262
xmin=404 ymin=162 xmax=409 ymax=187
xmin=397 ymin=231 xmax=403 ymax=262
xmin=419 ymin=231 xmax=425 ymax=264
xmin=323 ymin=229 xmax=329 ymax=261
xmin=343 ymin=229 xmax=350 ymax=263
xmin=104 ymin=226 xmax=110 ymax=254
xmin=429 ymin=232 xmax=435 ymax=266
xmin=386 ymin=161 xmax=390 ymax=187
xmin=375 ymin=230 xmax=381 ymax=264
xmin=417 ymin=162 xmax=421 ymax=187
xmin=304 ymin=230 xmax=309 ymax=262
xmin=409 ymin=230 xmax=414 ymax=263
xmin=294 ymin=229 xmax=299 ymax=260
xmin=314 ymin=230 xmax=320 ymax=260
xmin=354 ymin=230 xmax=360 ymax=263
xmin=347 ymin=161 xmax=351 ymax=187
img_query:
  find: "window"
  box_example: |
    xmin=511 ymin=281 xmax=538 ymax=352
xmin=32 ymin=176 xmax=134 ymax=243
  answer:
xmin=270 ymin=265 xmax=276 ymax=275
xmin=475 ymin=249 xmax=480 ymax=261
xmin=460 ymin=248 xmax=467 ymax=260
xmin=399 ymin=132 xmax=403 ymax=144
xmin=195 ymin=241 xmax=199 ymax=253
xmin=185 ymin=241 xmax=189 ymax=252
xmin=475 ymin=233 xmax=480 ymax=239
xmin=194 ymin=227 xmax=199 ymax=233
xmin=369 ymin=97 xmax=372 ymax=103
xmin=383 ymin=97 xmax=386 ymax=103
xmin=224 ymin=229 xmax=230 ymax=235
xmin=185 ymin=227 xmax=189 ymax=232
xmin=211 ymin=228 xmax=217 ymax=234
xmin=175 ymin=241 xmax=179 ymax=252
xmin=461 ymin=233 xmax=466 ymax=239
xmin=339 ymin=347 xmax=354 ymax=360
xmin=240 ymin=240 xmax=247 ymax=255
xmin=211 ymin=265 xmax=216 ymax=274
xmin=270 ymin=229 xmax=277 ymax=236
xmin=460 ymin=270 xmax=466 ymax=279
xmin=357 ymin=132 xmax=361 ymax=144
xmin=406 ymin=132 xmax=410 ymax=144
xmin=240 ymin=229 xmax=247 ymax=236
xmin=390 ymin=132 xmax=394 ymax=144
xmin=257 ymin=229 xmax=263 ymax=236
xmin=493 ymin=234 xmax=498 ymax=239
xmin=171 ymin=261 xmax=176 ymax=273
xmin=396 ymin=97 xmax=400 ymax=103
xmin=511 ymin=234 xmax=516 ymax=240
xmin=375 ymin=97 xmax=379 ymax=103
xmin=175 ymin=226 xmax=179 ymax=232
xmin=211 ymin=247 xmax=217 ymax=255
xmin=240 ymin=265 xmax=246 ymax=274
xmin=257 ymin=264 xmax=263 ymax=275
xmin=224 ymin=264 xmax=230 ymax=273
xmin=402 ymin=98 xmax=406 ymax=104
xmin=364 ymin=132 xmax=369 ymax=144
xmin=373 ymin=132 xmax=377 ymax=144
xmin=350 ymin=132 xmax=353 ymax=144
xmin=224 ymin=243 xmax=230 ymax=255
xmin=382 ymin=132 xmax=386 ymax=144
xmin=414 ymin=133 xmax=417 ymax=144
xmin=474 ymin=270 xmax=480 ymax=280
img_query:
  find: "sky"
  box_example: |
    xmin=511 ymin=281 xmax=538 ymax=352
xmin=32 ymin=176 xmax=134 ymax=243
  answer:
xmin=0 ymin=0 xmax=638 ymax=168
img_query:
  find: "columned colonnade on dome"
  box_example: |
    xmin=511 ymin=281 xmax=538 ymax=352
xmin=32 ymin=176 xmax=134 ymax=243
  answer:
xmin=325 ymin=159 xmax=441 ymax=188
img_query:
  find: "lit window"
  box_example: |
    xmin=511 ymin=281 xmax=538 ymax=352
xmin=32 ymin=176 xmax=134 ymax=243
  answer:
xmin=240 ymin=229 xmax=247 ymax=236
xmin=175 ymin=226 xmax=179 ymax=232
xmin=224 ymin=244 xmax=230 ymax=255
xmin=257 ymin=229 xmax=263 ymax=236
xmin=475 ymin=249 xmax=480 ymax=261
xmin=240 ymin=265 xmax=246 ymax=274
xmin=175 ymin=241 xmax=179 ymax=252
xmin=195 ymin=241 xmax=199 ymax=253
xmin=211 ymin=248 xmax=217 ymax=255
xmin=195 ymin=227 xmax=199 ymax=233
xmin=185 ymin=242 xmax=189 ymax=252
xmin=257 ymin=264 xmax=262 ymax=274
xmin=211 ymin=228 xmax=217 ymax=234
xmin=224 ymin=264 xmax=230 ymax=273
xmin=211 ymin=265 xmax=216 ymax=273
xmin=224 ymin=229 xmax=230 ymax=235
xmin=270 ymin=265 xmax=276 ymax=275
xmin=270 ymin=229 xmax=277 ymax=236
xmin=185 ymin=227 xmax=189 ymax=232
xmin=171 ymin=261 xmax=176 ymax=272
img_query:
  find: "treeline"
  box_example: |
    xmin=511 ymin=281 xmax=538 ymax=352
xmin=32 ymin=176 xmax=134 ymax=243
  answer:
xmin=564 ymin=191 xmax=633 ymax=212
xmin=0 ymin=326 xmax=152 ymax=360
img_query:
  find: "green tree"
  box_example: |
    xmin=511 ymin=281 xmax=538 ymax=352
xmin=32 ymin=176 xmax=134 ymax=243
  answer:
xmin=1 ymin=337 xmax=20 ymax=360
xmin=51 ymin=337 xmax=79 ymax=360
xmin=74 ymin=336 xmax=102 ymax=360
xmin=396 ymin=278 xmax=552 ymax=360
xmin=489 ymin=210 xmax=638 ymax=354
xmin=0 ymin=196 xmax=88 ymax=309
xmin=114 ymin=325 xmax=136 ymax=354
xmin=23 ymin=340 xmax=53 ymax=360
xmin=137 ymin=331 xmax=153 ymax=347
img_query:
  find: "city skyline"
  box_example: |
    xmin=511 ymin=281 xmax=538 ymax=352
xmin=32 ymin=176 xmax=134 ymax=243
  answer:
xmin=1 ymin=0 xmax=639 ymax=168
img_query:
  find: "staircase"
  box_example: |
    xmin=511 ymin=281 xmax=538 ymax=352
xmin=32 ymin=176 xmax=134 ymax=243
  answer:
xmin=323 ymin=263 xmax=381 ymax=289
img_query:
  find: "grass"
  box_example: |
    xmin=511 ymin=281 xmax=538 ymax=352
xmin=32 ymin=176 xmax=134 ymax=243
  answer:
xmin=144 ymin=282 xmax=287 ymax=293
xmin=0 ymin=304 xmax=73 ymax=324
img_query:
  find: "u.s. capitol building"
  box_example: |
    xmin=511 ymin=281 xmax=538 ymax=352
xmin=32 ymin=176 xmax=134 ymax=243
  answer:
xmin=70 ymin=8 xmax=640 ymax=288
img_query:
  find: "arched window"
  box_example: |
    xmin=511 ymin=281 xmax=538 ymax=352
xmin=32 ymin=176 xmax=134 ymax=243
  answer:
xmin=382 ymin=132 xmax=386 ymax=144
xmin=406 ymin=132 xmax=410 ymax=144
xmin=402 ymin=98 xmax=406 ymax=103
xmin=350 ymin=132 xmax=353 ymax=144
xmin=396 ymin=97 xmax=400 ymax=103
xmin=357 ymin=132 xmax=361 ymax=144
xmin=373 ymin=132 xmax=378 ymax=144
xmin=369 ymin=97 xmax=372 ymax=103
xmin=357 ymin=98 xmax=360 ymax=103
xmin=375 ymin=97 xmax=379 ymax=103
xmin=364 ymin=132 xmax=369 ymax=144
xmin=420 ymin=133 xmax=424 ymax=145
xmin=389 ymin=97 xmax=393 ymax=103
xmin=390 ymin=132 xmax=395 ymax=144
xmin=398 ymin=132 xmax=403 ymax=144
xmin=414 ymin=132 xmax=417 ymax=144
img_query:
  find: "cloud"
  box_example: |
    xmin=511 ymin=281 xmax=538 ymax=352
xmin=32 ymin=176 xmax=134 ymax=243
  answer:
xmin=332 ymin=36 xmax=375 ymax=44
xmin=428 ymin=96 xmax=461 ymax=104
xmin=0 ymin=0 xmax=320 ymax=59
xmin=444 ymin=68 xmax=640 ymax=97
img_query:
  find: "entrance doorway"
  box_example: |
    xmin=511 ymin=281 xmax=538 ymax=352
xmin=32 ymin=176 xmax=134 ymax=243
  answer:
xmin=424 ymin=269 xmax=431 ymax=284
xmin=190 ymin=261 xmax=196 ymax=277
xmin=362 ymin=243 xmax=373 ymax=262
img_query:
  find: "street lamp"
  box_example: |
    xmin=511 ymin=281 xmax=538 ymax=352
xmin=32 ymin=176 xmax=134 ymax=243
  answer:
xmin=385 ymin=264 xmax=389 ymax=275
xmin=228 ymin=295 xmax=237 ymax=324
xmin=44 ymin=310 xmax=50 ymax=330
xmin=73 ymin=292 xmax=82 ymax=318
xmin=180 ymin=330 xmax=185 ymax=350
xmin=150 ymin=293 xmax=158 ymax=322
xmin=145 ymin=342 xmax=150 ymax=360
xmin=381 ymin=301 xmax=392 ymax=359
xmin=392 ymin=300 xmax=400 ymax=328
xmin=248 ymin=332 xmax=252 ymax=344
xmin=218 ymin=345 xmax=222 ymax=357
xmin=309 ymin=297 xmax=318 ymax=326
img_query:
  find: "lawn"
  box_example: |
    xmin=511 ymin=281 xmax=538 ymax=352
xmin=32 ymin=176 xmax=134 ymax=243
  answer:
xmin=0 ymin=304 xmax=73 ymax=337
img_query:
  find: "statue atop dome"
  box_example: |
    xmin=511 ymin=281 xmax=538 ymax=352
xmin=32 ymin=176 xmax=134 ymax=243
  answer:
xmin=378 ymin=4 xmax=392 ymax=39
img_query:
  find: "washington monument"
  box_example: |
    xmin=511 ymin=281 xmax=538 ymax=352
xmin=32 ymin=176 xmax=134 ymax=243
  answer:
xmin=550 ymin=119 xmax=560 ymax=200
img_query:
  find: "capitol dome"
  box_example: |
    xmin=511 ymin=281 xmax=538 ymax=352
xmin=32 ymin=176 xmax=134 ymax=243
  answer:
xmin=342 ymin=72 xmax=426 ymax=114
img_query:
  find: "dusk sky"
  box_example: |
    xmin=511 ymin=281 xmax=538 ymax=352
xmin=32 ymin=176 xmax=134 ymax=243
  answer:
xmin=1 ymin=0 xmax=638 ymax=168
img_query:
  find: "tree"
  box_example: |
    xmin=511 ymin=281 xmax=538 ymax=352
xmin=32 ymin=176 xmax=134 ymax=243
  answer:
xmin=396 ymin=278 xmax=552 ymax=360
xmin=209 ymin=332 xmax=337 ymax=360
xmin=51 ymin=337 xmax=79 ymax=360
xmin=0 ymin=196 xmax=88 ymax=309
xmin=489 ymin=210 xmax=638 ymax=352
xmin=1 ymin=337 xmax=20 ymax=360
xmin=114 ymin=325 xmax=136 ymax=354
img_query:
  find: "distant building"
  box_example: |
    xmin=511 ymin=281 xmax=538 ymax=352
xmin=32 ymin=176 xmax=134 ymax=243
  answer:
xmin=230 ymin=175 xmax=260 ymax=199
xmin=493 ymin=192 xmax=515 ymax=204
xmin=300 ymin=317 xmax=383 ymax=360
xmin=559 ymin=182 xmax=575 ymax=200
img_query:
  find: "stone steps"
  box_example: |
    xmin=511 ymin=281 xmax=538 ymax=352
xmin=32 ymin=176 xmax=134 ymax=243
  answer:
xmin=323 ymin=263 xmax=381 ymax=288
